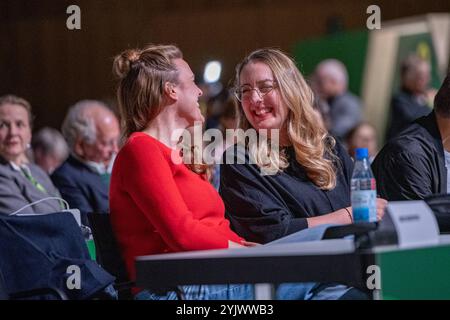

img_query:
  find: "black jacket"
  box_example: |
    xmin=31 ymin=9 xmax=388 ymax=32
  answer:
xmin=220 ymin=141 xmax=353 ymax=244
xmin=372 ymin=111 xmax=446 ymax=201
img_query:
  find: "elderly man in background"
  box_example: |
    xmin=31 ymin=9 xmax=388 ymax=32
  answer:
xmin=51 ymin=100 xmax=119 ymax=220
xmin=31 ymin=127 xmax=69 ymax=174
xmin=314 ymin=59 xmax=362 ymax=140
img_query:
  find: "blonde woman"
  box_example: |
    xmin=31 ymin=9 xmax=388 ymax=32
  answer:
xmin=220 ymin=48 xmax=387 ymax=244
xmin=0 ymin=95 xmax=62 ymax=215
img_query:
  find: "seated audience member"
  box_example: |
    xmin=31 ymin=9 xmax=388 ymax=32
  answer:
xmin=386 ymin=54 xmax=432 ymax=140
xmin=314 ymin=59 xmax=362 ymax=140
xmin=0 ymin=95 xmax=61 ymax=214
xmin=372 ymin=74 xmax=450 ymax=200
xmin=51 ymin=100 xmax=119 ymax=218
xmin=31 ymin=127 xmax=69 ymax=174
xmin=345 ymin=122 xmax=378 ymax=163
xmin=110 ymin=44 xmax=361 ymax=300
xmin=312 ymin=96 xmax=331 ymax=132
xmin=220 ymin=48 xmax=387 ymax=244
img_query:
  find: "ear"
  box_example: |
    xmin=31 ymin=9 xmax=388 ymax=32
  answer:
xmin=74 ymin=138 xmax=85 ymax=158
xmin=164 ymin=82 xmax=178 ymax=101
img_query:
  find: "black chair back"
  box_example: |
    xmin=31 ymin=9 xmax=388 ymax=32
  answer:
xmin=87 ymin=212 xmax=186 ymax=300
xmin=87 ymin=212 xmax=129 ymax=281
xmin=87 ymin=212 xmax=133 ymax=299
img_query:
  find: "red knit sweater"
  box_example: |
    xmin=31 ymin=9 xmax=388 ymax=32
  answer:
xmin=109 ymin=132 xmax=243 ymax=281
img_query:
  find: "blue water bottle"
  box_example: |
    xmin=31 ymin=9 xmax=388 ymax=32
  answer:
xmin=351 ymin=148 xmax=377 ymax=222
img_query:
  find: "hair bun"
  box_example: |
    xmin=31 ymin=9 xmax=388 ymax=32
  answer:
xmin=113 ymin=49 xmax=141 ymax=79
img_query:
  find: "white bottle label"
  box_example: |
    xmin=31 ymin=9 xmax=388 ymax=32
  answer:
xmin=351 ymin=190 xmax=377 ymax=222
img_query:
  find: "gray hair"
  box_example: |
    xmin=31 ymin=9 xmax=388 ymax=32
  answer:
xmin=32 ymin=127 xmax=69 ymax=160
xmin=317 ymin=59 xmax=348 ymax=87
xmin=61 ymin=100 xmax=109 ymax=151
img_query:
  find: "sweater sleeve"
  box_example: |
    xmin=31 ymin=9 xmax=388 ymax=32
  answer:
xmin=219 ymin=146 xmax=307 ymax=244
xmin=119 ymin=137 xmax=239 ymax=252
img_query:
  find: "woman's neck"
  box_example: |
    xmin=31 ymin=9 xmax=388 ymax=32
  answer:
xmin=142 ymin=109 xmax=189 ymax=149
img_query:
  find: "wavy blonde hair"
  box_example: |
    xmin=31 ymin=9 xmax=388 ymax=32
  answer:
xmin=234 ymin=48 xmax=338 ymax=190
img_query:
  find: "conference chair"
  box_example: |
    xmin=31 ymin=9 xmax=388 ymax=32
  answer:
xmin=87 ymin=212 xmax=185 ymax=300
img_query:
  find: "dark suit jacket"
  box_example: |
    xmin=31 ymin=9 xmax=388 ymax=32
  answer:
xmin=51 ymin=156 xmax=109 ymax=219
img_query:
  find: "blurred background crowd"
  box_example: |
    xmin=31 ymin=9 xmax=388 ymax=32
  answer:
xmin=0 ymin=0 xmax=449 ymax=207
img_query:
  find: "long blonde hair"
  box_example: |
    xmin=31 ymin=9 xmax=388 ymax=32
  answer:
xmin=234 ymin=48 xmax=338 ymax=190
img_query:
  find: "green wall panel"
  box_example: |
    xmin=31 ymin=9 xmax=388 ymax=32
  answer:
xmin=292 ymin=30 xmax=369 ymax=96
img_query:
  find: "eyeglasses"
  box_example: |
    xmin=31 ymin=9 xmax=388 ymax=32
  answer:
xmin=234 ymin=81 xmax=278 ymax=102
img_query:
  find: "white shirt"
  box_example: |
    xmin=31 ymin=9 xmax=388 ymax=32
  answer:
xmin=71 ymin=153 xmax=116 ymax=175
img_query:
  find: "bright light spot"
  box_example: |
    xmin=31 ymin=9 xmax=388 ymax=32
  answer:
xmin=203 ymin=61 xmax=222 ymax=83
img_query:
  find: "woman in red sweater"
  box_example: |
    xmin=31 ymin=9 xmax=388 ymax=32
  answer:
xmin=110 ymin=44 xmax=255 ymax=300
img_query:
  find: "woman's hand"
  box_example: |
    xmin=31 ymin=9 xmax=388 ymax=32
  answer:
xmin=376 ymin=198 xmax=388 ymax=221
xmin=228 ymin=240 xmax=260 ymax=248
xmin=241 ymin=240 xmax=260 ymax=247
xmin=228 ymin=240 xmax=245 ymax=248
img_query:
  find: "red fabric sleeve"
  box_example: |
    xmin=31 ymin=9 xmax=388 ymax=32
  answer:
xmin=119 ymin=136 xmax=241 ymax=251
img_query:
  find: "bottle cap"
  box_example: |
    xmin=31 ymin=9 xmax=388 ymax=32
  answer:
xmin=355 ymin=148 xmax=369 ymax=160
